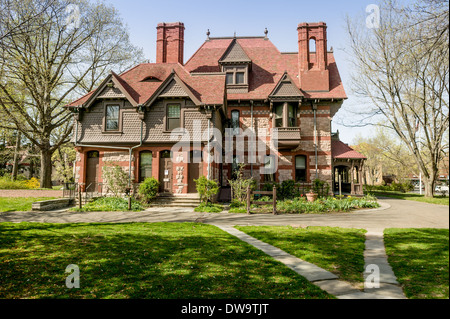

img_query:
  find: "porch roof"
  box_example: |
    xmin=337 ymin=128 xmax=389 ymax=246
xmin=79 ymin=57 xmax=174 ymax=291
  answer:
xmin=332 ymin=140 xmax=366 ymax=160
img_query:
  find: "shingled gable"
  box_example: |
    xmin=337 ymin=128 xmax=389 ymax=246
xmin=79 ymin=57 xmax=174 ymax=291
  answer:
xmin=67 ymin=71 xmax=139 ymax=109
xmin=269 ymin=72 xmax=303 ymax=99
xmin=219 ymin=38 xmax=252 ymax=64
xmin=143 ymin=70 xmax=202 ymax=107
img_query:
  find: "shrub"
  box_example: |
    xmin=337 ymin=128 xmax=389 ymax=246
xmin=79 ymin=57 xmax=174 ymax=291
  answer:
xmin=102 ymin=162 xmax=129 ymax=197
xmin=194 ymin=202 xmax=223 ymax=213
xmin=71 ymin=197 xmax=143 ymax=212
xmin=138 ymin=177 xmax=160 ymax=203
xmin=195 ymin=176 xmax=219 ymax=203
xmin=279 ymin=180 xmax=297 ymax=200
xmin=228 ymin=163 xmax=256 ymax=204
xmin=24 ymin=177 xmax=40 ymax=189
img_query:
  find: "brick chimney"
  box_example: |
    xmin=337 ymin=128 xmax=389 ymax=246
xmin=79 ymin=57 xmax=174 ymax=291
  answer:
xmin=156 ymin=22 xmax=185 ymax=64
xmin=297 ymin=22 xmax=329 ymax=91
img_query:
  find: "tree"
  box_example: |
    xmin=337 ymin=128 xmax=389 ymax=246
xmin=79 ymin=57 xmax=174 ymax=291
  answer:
xmin=353 ymin=129 xmax=419 ymax=184
xmin=0 ymin=0 xmax=144 ymax=188
xmin=345 ymin=0 xmax=449 ymax=197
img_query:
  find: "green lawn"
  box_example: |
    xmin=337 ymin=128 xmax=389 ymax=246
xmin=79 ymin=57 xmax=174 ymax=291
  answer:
xmin=384 ymin=228 xmax=449 ymax=299
xmin=368 ymin=191 xmax=449 ymax=206
xmin=236 ymin=226 xmax=367 ymax=287
xmin=0 ymin=197 xmax=57 ymax=213
xmin=0 ymin=222 xmax=332 ymax=299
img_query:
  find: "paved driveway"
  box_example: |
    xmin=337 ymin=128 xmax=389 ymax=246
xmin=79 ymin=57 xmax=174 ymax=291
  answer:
xmin=0 ymin=198 xmax=448 ymax=230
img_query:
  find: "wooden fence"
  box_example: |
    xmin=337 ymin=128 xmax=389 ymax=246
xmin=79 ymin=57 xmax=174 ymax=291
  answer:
xmin=246 ymin=185 xmax=277 ymax=215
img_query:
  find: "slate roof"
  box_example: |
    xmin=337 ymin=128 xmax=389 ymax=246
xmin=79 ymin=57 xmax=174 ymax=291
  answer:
xmin=68 ymin=33 xmax=346 ymax=108
xmin=332 ymin=140 xmax=367 ymax=159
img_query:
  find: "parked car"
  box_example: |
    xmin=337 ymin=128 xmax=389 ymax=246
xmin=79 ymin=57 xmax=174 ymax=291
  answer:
xmin=435 ymin=185 xmax=449 ymax=194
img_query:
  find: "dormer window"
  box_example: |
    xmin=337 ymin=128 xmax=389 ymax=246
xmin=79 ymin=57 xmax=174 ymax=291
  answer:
xmin=224 ymin=66 xmax=247 ymax=85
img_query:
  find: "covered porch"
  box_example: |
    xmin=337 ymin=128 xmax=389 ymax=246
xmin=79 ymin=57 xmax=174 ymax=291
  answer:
xmin=331 ymin=137 xmax=367 ymax=196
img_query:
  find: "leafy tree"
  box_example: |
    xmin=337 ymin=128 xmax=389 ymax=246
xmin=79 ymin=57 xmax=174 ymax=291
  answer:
xmin=0 ymin=0 xmax=144 ymax=188
xmin=345 ymin=0 xmax=449 ymax=197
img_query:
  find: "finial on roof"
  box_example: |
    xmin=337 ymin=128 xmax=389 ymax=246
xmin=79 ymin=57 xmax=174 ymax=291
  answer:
xmin=233 ymin=31 xmax=236 ymax=39
xmin=330 ymin=46 xmax=334 ymax=53
xmin=264 ymin=27 xmax=268 ymax=39
xmin=206 ymin=29 xmax=210 ymax=40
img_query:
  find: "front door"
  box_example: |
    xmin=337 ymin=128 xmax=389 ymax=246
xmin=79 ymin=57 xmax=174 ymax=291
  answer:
xmin=86 ymin=151 xmax=99 ymax=192
xmin=159 ymin=150 xmax=173 ymax=193
xmin=188 ymin=150 xmax=203 ymax=193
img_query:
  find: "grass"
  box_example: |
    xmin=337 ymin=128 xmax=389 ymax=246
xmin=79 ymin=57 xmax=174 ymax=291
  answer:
xmin=194 ymin=202 xmax=223 ymax=213
xmin=236 ymin=226 xmax=367 ymax=287
xmin=384 ymin=228 xmax=449 ymax=299
xmin=0 ymin=222 xmax=332 ymax=299
xmin=368 ymin=190 xmax=449 ymax=206
xmin=0 ymin=197 xmax=57 ymax=213
xmin=70 ymin=197 xmax=143 ymax=212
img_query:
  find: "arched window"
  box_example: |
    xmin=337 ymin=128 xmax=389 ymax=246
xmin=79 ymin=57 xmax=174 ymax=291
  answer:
xmin=139 ymin=151 xmax=152 ymax=182
xmin=309 ymin=38 xmax=317 ymax=65
xmin=295 ymin=155 xmax=307 ymax=182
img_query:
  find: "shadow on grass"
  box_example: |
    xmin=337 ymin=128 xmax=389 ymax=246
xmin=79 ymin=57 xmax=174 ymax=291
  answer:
xmin=0 ymin=222 xmax=332 ymax=299
xmin=236 ymin=226 xmax=367 ymax=286
xmin=384 ymin=228 xmax=449 ymax=299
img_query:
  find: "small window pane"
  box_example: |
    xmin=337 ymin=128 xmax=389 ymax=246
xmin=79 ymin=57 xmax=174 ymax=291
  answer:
xmin=167 ymin=104 xmax=181 ymax=118
xmin=296 ymin=156 xmax=306 ymax=169
xmin=275 ymin=105 xmax=283 ymax=128
xmin=236 ymin=72 xmax=245 ymax=84
xmin=139 ymin=152 xmax=152 ymax=182
xmin=288 ymin=104 xmax=296 ymax=127
xmin=168 ymin=118 xmax=180 ymax=131
xmin=226 ymin=73 xmax=234 ymax=84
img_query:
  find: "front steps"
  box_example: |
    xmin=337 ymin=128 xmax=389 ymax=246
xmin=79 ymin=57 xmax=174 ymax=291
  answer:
xmin=150 ymin=193 xmax=201 ymax=208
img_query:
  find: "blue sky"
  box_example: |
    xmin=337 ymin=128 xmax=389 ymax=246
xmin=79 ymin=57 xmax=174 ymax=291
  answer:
xmin=104 ymin=0 xmax=381 ymax=144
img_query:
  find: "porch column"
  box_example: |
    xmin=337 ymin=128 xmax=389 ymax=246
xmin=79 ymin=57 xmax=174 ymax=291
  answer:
xmin=351 ymin=160 xmax=355 ymax=195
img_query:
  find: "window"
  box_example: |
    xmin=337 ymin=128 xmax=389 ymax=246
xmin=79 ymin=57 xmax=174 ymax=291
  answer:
xmin=106 ymin=105 xmax=120 ymax=131
xmin=295 ymin=155 xmax=307 ymax=182
xmin=231 ymin=155 xmax=239 ymax=179
xmin=139 ymin=151 xmax=152 ymax=182
xmin=274 ymin=105 xmax=283 ymax=128
xmin=262 ymin=155 xmax=276 ymax=182
xmin=224 ymin=66 xmax=247 ymax=85
xmin=231 ymin=110 xmax=240 ymax=135
xmin=288 ymin=104 xmax=296 ymax=127
xmin=273 ymin=103 xmax=297 ymax=128
xmin=236 ymin=72 xmax=245 ymax=84
xmin=166 ymin=103 xmax=181 ymax=131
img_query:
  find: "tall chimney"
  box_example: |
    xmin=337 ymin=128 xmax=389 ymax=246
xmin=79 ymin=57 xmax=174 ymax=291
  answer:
xmin=156 ymin=22 xmax=185 ymax=64
xmin=297 ymin=22 xmax=329 ymax=91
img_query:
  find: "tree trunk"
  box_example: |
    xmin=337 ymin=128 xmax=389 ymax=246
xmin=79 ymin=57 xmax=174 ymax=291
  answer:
xmin=11 ymin=132 xmax=21 ymax=181
xmin=40 ymin=148 xmax=53 ymax=189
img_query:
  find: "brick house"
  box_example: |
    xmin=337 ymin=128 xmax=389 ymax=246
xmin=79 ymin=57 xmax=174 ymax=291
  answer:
xmin=67 ymin=21 xmax=365 ymax=196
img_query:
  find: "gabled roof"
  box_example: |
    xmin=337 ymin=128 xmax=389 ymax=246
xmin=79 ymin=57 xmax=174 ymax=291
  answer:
xmin=332 ymin=140 xmax=367 ymax=160
xmin=144 ymin=70 xmax=201 ymax=106
xmin=67 ymin=63 xmax=226 ymax=108
xmin=269 ymin=72 xmax=303 ymax=99
xmin=219 ymin=39 xmax=252 ymax=63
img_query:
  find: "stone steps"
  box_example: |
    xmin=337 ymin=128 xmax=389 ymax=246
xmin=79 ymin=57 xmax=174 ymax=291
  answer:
xmin=150 ymin=194 xmax=201 ymax=208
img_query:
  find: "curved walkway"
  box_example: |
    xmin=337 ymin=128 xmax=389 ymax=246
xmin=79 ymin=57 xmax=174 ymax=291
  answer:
xmin=0 ymin=198 xmax=447 ymax=299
